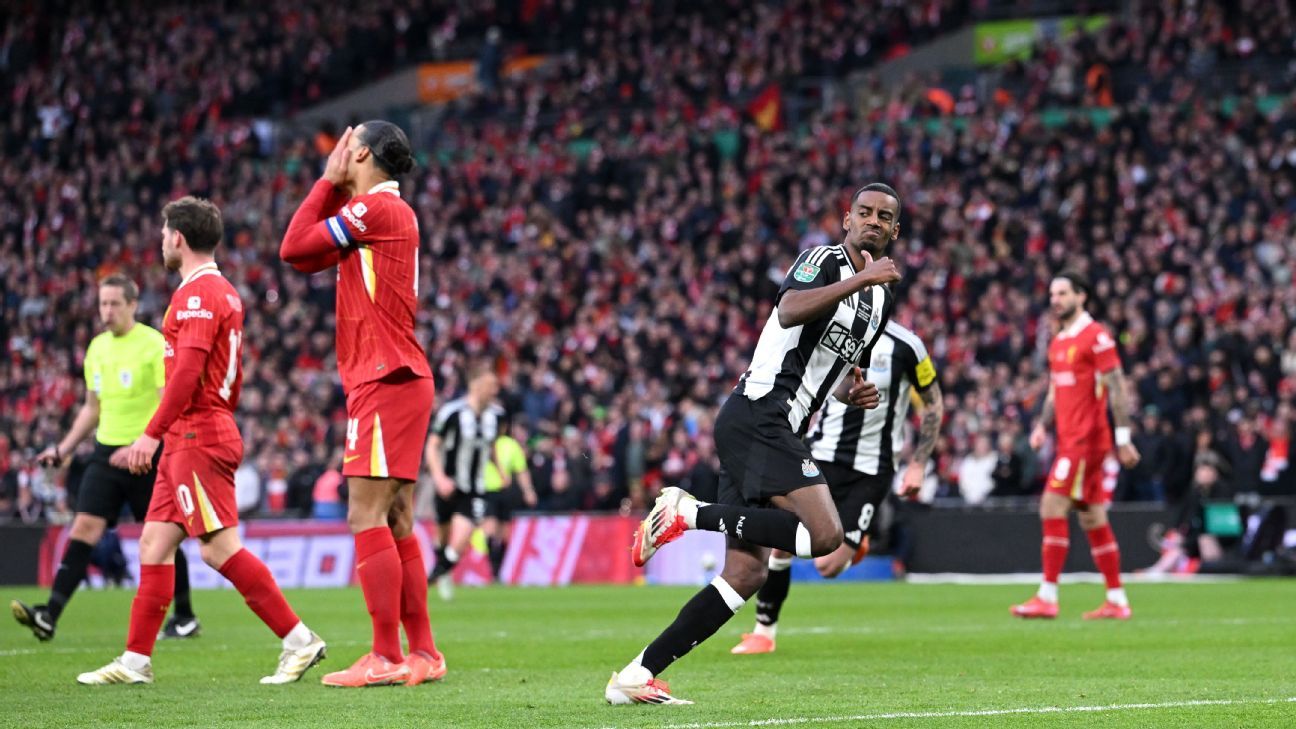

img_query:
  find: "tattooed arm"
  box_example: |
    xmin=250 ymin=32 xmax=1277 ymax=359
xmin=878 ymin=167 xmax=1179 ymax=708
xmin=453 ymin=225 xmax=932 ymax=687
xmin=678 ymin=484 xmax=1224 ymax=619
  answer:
xmin=901 ymin=382 xmax=944 ymax=496
xmin=1102 ymin=366 xmax=1141 ymax=468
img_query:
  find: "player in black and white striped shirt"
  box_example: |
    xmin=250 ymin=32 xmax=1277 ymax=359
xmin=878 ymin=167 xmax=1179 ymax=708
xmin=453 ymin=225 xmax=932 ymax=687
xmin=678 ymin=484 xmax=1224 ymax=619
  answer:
xmin=732 ymin=320 xmax=944 ymax=655
xmin=423 ymin=365 xmax=507 ymax=594
xmin=606 ymin=183 xmax=904 ymax=705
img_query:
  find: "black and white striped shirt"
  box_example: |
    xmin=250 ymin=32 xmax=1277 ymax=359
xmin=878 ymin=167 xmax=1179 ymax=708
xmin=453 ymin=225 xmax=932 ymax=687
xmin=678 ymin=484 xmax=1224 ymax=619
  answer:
xmin=808 ymin=321 xmax=936 ymax=476
xmin=432 ymin=397 xmax=506 ymax=495
xmin=736 ymin=244 xmax=894 ymax=437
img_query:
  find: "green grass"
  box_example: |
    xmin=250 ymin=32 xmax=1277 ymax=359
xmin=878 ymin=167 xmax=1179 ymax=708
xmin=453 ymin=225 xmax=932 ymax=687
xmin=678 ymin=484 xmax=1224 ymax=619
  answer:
xmin=3 ymin=579 xmax=1295 ymax=728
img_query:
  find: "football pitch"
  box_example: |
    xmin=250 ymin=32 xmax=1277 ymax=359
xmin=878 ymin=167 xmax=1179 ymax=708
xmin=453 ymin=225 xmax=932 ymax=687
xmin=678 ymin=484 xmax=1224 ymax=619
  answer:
xmin=3 ymin=579 xmax=1294 ymax=728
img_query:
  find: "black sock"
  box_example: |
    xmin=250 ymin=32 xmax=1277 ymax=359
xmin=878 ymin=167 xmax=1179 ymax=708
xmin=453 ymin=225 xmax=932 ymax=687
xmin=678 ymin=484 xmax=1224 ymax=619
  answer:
xmin=755 ymin=562 xmax=792 ymax=626
xmin=695 ymin=504 xmax=801 ymax=552
xmin=172 ymin=549 xmax=195 ymax=619
xmin=48 ymin=539 xmax=94 ymax=620
xmin=488 ymin=539 xmax=506 ymax=579
xmin=641 ymin=582 xmax=743 ymax=676
xmin=429 ymin=546 xmax=458 ymax=581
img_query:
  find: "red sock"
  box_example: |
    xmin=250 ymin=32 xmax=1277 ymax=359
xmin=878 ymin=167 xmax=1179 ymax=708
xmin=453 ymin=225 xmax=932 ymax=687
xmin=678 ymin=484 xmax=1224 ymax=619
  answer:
xmin=126 ymin=564 xmax=174 ymax=656
xmin=218 ymin=549 xmax=300 ymax=638
xmin=355 ymin=527 xmax=403 ymax=661
xmin=1041 ymin=517 xmax=1069 ymax=588
xmin=396 ymin=536 xmax=439 ymax=658
xmin=1086 ymin=524 xmax=1123 ymax=589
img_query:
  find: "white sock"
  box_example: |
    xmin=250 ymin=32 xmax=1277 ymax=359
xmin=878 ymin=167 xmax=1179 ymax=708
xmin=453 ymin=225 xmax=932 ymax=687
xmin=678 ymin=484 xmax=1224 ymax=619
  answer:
xmin=794 ymin=523 xmax=813 ymax=558
xmin=753 ymin=621 xmax=777 ymax=639
xmin=622 ymin=651 xmax=652 ymax=682
xmin=1037 ymin=582 xmax=1058 ymax=603
xmin=678 ymin=495 xmax=701 ymax=529
xmin=283 ymin=621 xmax=312 ymax=650
xmin=711 ymin=575 xmax=747 ymax=613
xmin=120 ymin=651 xmax=151 ymax=671
xmin=768 ymin=554 xmax=793 ymax=571
xmin=443 ymin=546 xmax=459 ymax=563
xmin=1106 ymin=587 xmax=1128 ymax=606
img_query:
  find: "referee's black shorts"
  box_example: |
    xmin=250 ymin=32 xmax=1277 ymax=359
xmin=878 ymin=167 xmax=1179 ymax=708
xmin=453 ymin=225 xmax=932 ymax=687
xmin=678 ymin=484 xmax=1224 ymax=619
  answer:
xmin=714 ymin=394 xmax=826 ymax=506
xmin=76 ymin=442 xmax=158 ymax=526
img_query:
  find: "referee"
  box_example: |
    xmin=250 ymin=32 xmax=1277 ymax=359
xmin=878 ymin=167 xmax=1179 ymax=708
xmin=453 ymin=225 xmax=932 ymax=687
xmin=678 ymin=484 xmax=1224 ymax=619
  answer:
xmin=11 ymin=275 xmax=200 ymax=642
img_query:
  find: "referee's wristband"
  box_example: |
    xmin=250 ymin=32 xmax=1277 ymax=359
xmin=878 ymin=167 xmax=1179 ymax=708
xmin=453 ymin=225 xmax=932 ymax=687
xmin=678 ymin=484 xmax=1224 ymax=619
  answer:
xmin=1115 ymin=427 xmax=1132 ymax=447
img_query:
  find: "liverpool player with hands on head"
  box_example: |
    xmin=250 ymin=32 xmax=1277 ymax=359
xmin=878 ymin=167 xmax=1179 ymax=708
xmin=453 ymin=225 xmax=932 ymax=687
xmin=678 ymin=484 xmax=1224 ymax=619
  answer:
xmin=281 ymin=122 xmax=444 ymax=687
xmin=606 ymin=184 xmax=902 ymax=705
xmin=13 ymin=275 xmax=200 ymax=643
xmin=78 ymin=198 xmax=325 ymax=685
xmin=732 ymin=321 xmax=943 ymax=655
xmin=1012 ymin=271 xmax=1140 ymax=621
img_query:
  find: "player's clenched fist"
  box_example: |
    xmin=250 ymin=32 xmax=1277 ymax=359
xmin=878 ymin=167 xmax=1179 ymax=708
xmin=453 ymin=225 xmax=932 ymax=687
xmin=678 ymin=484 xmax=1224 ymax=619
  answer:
xmin=847 ymin=367 xmax=881 ymax=409
xmin=861 ymin=255 xmax=901 ymax=286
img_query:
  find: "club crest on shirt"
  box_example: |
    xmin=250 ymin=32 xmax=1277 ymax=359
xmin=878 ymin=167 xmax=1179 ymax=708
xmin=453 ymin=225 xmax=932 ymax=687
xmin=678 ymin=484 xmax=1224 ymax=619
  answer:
xmin=119 ymin=369 xmax=132 ymax=388
xmin=870 ymin=354 xmax=890 ymax=373
xmin=801 ymin=459 xmax=820 ymax=478
xmin=793 ymin=262 xmax=820 ymax=283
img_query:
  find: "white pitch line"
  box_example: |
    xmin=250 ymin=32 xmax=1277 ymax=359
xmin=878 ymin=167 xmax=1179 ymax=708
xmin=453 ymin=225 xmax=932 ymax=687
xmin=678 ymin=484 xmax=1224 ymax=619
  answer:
xmin=594 ymin=696 xmax=1296 ymax=729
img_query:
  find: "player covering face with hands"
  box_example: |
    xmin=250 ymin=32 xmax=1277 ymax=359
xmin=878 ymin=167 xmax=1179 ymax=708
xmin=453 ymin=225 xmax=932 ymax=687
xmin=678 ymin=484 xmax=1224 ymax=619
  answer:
xmin=281 ymin=122 xmax=445 ymax=687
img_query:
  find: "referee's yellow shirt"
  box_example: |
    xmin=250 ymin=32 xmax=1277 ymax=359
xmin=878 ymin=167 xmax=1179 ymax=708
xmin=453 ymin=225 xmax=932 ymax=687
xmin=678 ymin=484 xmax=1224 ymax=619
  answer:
xmin=484 ymin=436 xmax=528 ymax=493
xmin=84 ymin=324 xmax=166 ymax=446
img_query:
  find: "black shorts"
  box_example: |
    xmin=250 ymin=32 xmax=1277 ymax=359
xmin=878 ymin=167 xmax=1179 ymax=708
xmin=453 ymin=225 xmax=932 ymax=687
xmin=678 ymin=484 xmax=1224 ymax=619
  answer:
xmin=435 ymin=490 xmax=488 ymax=524
xmin=820 ymin=461 xmax=891 ymax=549
xmin=77 ymin=442 xmax=158 ymax=526
xmin=483 ymin=489 xmax=523 ymax=522
xmin=715 ymin=394 xmax=826 ymax=506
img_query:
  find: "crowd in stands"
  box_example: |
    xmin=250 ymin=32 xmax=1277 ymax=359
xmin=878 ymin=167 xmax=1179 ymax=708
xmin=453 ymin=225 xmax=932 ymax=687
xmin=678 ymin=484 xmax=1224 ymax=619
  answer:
xmin=3 ymin=0 xmax=1295 ymax=524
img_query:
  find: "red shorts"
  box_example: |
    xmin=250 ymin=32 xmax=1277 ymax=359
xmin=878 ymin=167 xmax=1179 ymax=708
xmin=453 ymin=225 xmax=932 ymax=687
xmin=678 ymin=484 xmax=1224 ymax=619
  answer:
xmin=147 ymin=440 xmax=243 ymax=537
xmin=344 ymin=372 xmax=435 ymax=481
xmin=1045 ymin=449 xmax=1118 ymax=505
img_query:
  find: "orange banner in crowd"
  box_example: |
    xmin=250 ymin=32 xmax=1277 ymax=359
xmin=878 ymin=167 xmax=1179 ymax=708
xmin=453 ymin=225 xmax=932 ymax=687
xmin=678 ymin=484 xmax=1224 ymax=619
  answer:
xmin=418 ymin=55 xmax=547 ymax=103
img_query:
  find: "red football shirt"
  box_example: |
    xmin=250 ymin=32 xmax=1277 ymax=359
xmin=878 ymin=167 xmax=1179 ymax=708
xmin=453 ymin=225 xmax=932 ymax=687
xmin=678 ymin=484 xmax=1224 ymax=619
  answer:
xmin=1048 ymin=312 xmax=1121 ymax=453
xmin=319 ymin=180 xmax=431 ymax=392
xmin=160 ymin=264 xmax=244 ymax=450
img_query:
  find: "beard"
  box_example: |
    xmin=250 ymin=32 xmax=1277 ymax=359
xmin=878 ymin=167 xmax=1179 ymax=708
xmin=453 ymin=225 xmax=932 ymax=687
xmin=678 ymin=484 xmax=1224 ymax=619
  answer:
xmin=162 ymin=249 xmax=181 ymax=271
xmin=861 ymin=239 xmax=885 ymax=258
xmin=1054 ymin=303 xmax=1078 ymax=320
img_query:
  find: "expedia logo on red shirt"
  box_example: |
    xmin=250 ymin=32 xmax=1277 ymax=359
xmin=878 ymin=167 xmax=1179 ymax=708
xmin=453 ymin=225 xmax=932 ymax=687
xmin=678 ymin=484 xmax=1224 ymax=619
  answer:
xmin=341 ymin=204 xmax=368 ymax=233
xmin=1052 ymin=371 xmax=1077 ymax=387
xmin=176 ymin=309 xmax=214 ymax=320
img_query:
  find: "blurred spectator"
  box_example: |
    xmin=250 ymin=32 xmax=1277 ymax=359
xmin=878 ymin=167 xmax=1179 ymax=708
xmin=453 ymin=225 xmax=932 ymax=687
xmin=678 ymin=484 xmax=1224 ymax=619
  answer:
xmin=311 ymin=454 xmax=346 ymax=520
xmin=1224 ymin=419 xmax=1269 ymax=497
xmin=1122 ymin=407 xmax=1170 ymax=502
xmin=956 ymin=434 xmax=997 ymax=505
xmin=990 ymin=432 xmax=1026 ymax=497
xmin=235 ymin=459 xmax=263 ymax=518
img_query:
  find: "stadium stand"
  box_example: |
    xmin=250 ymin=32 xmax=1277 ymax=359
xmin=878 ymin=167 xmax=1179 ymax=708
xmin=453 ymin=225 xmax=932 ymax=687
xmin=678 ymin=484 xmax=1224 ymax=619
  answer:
xmin=2 ymin=0 xmax=1295 ymax=523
